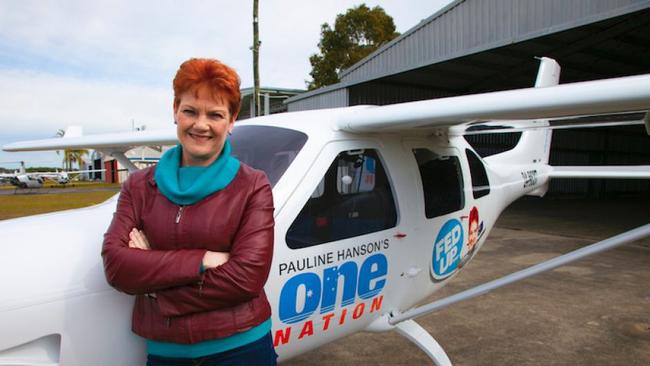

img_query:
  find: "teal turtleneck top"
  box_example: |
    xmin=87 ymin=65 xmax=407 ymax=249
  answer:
xmin=154 ymin=140 xmax=240 ymax=205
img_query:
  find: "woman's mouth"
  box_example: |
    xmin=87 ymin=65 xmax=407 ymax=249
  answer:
xmin=188 ymin=132 xmax=213 ymax=142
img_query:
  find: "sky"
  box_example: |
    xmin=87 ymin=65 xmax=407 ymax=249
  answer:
xmin=0 ymin=0 xmax=454 ymax=168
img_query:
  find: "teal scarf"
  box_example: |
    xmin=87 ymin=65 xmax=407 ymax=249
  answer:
xmin=154 ymin=140 xmax=240 ymax=205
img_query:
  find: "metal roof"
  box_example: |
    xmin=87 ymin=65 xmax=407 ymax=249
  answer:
xmin=287 ymin=0 xmax=650 ymax=107
xmin=240 ymin=86 xmax=304 ymax=97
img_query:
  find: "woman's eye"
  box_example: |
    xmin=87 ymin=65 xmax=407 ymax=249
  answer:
xmin=210 ymin=113 xmax=224 ymax=119
xmin=183 ymin=109 xmax=195 ymax=115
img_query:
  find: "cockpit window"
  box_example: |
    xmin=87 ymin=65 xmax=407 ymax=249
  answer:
xmin=230 ymin=126 xmax=308 ymax=187
xmin=465 ymin=149 xmax=490 ymax=199
xmin=413 ymin=148 xmax=465 ymax=218
xmin=286 ymin=149 xmax=397 ymax=249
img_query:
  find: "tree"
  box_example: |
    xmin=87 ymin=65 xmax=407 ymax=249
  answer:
xmin=307 ymin=4 xmax=399 ymax=90
xmin=55 ymin=129 xmax=89 ymax=170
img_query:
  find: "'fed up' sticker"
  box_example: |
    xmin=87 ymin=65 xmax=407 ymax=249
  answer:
xmin=431 ymin=219 xmax=463 ymax=280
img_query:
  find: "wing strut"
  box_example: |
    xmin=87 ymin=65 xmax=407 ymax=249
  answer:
xmin=394 ymin=320 xmax=452 ymax=366
xmin=108 ymin=152 xmax=139 ymax=173
xmin=389 ymin=223 xmax=650 ymax=325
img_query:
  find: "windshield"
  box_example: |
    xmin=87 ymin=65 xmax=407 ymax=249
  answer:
xmin=230 ymin=125 xmax=308 ymax=187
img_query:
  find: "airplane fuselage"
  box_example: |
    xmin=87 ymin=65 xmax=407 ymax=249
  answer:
xmin=11 ymin=174 xmax=44 ymax=188
xmin=261 ymin=113 xmax=546 ymax=358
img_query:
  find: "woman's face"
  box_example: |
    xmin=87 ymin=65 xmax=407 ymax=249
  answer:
xmin=468 ymin=220 xmax=478 ymax=249
xmin=174 ymin=90 xmax=234 ymax=167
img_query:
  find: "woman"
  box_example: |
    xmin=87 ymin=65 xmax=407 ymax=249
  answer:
xmin=458 ymin=206 xmax=479 ymax=269
xmin=102 ymin=58 xmax=277 ymax=365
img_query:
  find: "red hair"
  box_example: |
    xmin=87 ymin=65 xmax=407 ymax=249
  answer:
xmin=173 ymin=58 xmax=241 ymax=119
xmin=469 ymin=206 xmax=479 ymax=225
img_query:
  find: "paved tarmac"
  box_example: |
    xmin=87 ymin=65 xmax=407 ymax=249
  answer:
xmin=284 ymin=197 xmax=650 ymax=365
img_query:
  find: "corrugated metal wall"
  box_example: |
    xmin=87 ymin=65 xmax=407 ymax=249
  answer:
xmin=348 ymin=81 xmax=455 ymax=105
xmin=287 ymin=88 xmax=348 ymax=112
xmin=340 ymin=0 xmax=650 ymax=84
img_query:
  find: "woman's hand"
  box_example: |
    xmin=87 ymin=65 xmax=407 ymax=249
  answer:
xmin=202 ymin=251 xmax=230 ymax=269
xmin=128 ymin=228 xmax=228 ymax=270
xmin=128 ymin=228 xmax=151 ymax=250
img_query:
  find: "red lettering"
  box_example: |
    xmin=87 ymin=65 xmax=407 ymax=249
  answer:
xmin=339 ymin=308 xmax=347 ymax=325
xmin=370 ymin=295 xmax=384 ymax=313
xmin=322 ymin=313 xmax=335 ymax=331
xmin=298 ymin=320 xmax=314 ymax=339
xmin=353 ymin=303 xmax=365 ymax=319
xmin=274 ymin=327 xmax=291 ymax=347
xmin=277 ymin=297 xmax=388 ymax=346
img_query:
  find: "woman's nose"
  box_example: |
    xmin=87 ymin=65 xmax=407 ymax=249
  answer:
xmin=193 ymin=114 xmax=210 ymax=129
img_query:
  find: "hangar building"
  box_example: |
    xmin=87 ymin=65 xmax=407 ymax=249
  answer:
xmin=286 ymin=0 xmax=650 ymax=197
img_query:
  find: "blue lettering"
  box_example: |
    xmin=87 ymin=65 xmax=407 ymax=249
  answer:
xmin=358 ymin=254 xmax=387 ymax=299
xmin=321 ymin=261 xmax=358 ymax=313
xmin=279 ymin=273 xmax=321 ymax=324
xmin=279 ymin=253 xmax=389 ymax=324
xmin=432 ymin=219 xmax=463 ymax=278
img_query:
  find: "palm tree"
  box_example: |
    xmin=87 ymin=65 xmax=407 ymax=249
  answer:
xmin=67 ymin=149 xmax=89 ymax=170
xmin=55 ymin=129 xmax=89 ymax=170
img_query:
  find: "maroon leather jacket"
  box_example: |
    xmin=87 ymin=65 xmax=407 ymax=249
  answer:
xmin=102 ymin=164 xmax=274 ymax=344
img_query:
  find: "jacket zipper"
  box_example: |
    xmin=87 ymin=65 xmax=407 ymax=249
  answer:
xmin=170 ymin=206 xmax=185 ymax=327
xmin=175 ymin=204 xmax=204 ymax=298
xmin=175 ymin=206 xmax=184 ymax=224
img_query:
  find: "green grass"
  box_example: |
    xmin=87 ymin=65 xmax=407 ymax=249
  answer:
xmin=0 ymin=191 xmax=118 ymax=220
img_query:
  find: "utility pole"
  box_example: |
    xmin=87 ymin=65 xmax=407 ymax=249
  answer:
xmin=253 ymin=0 xmax=261 ymax=117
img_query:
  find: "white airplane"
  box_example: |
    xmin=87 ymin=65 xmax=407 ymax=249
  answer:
xmin=0 ymin=168 xmax=44 ymax=189
xmin=0 ymin=168 xmax=104 ymax=188
xmin=39 ymin=169 xmax=106 ymax=185
xmin=1 ymin=58 xmax=649 ymax=365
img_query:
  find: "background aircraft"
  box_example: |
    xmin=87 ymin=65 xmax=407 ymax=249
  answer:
xmin=0 ymin=167 xmax=105 ymax=188
xmin=0 ymin=58 xmax=649 ymax=365
xmin=0 ymin=126 xmax=106 ymax=188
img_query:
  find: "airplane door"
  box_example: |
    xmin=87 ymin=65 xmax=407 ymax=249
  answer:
xmin=271 ymin=140 xmax=402 ymax=358
xmin=396 ymin=139 xmax=469 ymax=309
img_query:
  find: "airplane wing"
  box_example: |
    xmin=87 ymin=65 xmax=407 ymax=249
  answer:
xmin=2 ymin=128 xmax=178 ymax=172
xmin=550 ymin=166 xmax=650 ymax=179
xmin=0 ymin=174 xmax=15 ymax=182
xmin=337 ymin=74 xmax=650 ymax=132
xmin=2 ymin=129 xmax=177 ymax=152
xmin=3 ymin=73 xmax=649 ymax=164
xmin=3 ymin=130 xmax=177 ymax=173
